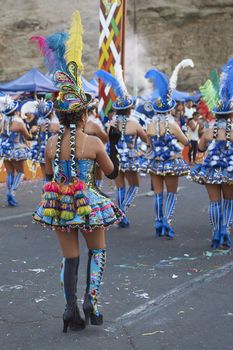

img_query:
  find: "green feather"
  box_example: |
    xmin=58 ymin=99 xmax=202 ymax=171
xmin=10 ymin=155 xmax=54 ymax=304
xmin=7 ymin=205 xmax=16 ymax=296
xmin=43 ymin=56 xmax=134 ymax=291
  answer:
xmin=199 ymin=79 xmax=219 ymax=111
xmin=209 ymin=68 xmax=220 ymax=93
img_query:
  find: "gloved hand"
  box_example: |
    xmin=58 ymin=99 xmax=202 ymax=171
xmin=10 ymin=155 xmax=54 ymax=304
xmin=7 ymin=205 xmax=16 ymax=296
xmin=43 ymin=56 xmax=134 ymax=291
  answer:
xmin=109 ymin=126 xmax=121 ymax=145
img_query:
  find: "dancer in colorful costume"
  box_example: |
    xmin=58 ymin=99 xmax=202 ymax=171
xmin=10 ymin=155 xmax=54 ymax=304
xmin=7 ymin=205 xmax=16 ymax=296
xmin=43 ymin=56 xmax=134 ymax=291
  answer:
xmin=32 ymin=11 xmax=122 ymax=332
xmin=29 ymin=99 xmax=60 ymax=178
xmin=190 ymin=60 xmax=233 ymax=249
xmin=144 ymin=59 xmax=193 ymax=238
xmin=0 ymin=96 xmax=31 ymax=206
xmin=96 ymin=66 xmax=147 ymax=228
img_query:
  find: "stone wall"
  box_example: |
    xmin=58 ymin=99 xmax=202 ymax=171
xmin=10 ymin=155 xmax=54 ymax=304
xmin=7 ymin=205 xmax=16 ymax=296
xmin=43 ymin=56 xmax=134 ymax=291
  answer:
xmin=0 ymin=0 xmax=233 ymax=92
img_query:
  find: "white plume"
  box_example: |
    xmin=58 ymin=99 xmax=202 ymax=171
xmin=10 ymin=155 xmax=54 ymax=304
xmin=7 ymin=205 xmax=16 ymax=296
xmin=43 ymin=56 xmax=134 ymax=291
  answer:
xmin=169 ymin=59 xmax=194 ymax=90
xmin=115 ymin=64 xmax=129 ymax=96
xmin=21 ymin=101 xmax=38 ymax=119
xmin=0 ymin=95 xmax=15 ymax=112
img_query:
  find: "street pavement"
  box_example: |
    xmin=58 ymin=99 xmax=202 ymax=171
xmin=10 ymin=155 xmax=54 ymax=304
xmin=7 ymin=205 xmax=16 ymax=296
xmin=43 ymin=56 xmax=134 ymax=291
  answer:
xmin=0 ymin=176 xmax=233 ymax=350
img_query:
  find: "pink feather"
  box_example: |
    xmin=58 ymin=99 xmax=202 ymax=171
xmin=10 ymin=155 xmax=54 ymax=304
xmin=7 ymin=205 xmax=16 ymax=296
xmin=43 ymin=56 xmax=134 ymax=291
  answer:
xmin=30 ymin=35 xmax=56 ymax=72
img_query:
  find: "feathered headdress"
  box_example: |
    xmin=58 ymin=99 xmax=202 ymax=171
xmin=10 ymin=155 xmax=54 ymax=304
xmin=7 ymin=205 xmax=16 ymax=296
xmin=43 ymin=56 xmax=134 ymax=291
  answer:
xmin=31 ymin=11 xmax=91 ymax=113
xmin=212 ymin=58 xmax=233 ymax=114
xmin=0 ymin=95 xmax=18 ymax=115
xmin=145 ymin=59 xmax=194 ymax=113
xmin=200 ymin=58 xmax=233 ymax=114
xmin=95 ymin=64 xmax=133 ymax=110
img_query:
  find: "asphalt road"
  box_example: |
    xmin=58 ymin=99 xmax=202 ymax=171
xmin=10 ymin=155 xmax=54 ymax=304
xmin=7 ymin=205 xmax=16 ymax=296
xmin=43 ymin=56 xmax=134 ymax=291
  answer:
xmin=0 ymin=175 xmax=233 ymax=350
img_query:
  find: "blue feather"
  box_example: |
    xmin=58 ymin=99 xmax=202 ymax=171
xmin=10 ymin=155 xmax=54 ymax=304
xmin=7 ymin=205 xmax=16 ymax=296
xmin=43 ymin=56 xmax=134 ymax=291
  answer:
xmin=95 ymin=69 xmax=125 ymax=99
xmin=219 ymin=57 xmax=233 ymax=104
xmin=46 ymin=32 xmax=68 ymax=74
xmin=144 ymin=69 xmax=168 ymax=98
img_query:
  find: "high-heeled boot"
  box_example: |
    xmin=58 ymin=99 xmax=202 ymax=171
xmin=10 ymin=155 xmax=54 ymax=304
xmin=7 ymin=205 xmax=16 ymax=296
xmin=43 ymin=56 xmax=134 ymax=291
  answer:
xmin=154 ymin=192 xmax=163 ymax=236
xmin=83 ymin=249 xmax=106 ymax=325
xmin=162 ymin=192 xmax=177 ymax=238
xmin=220 ymin=199 xmax=233 ymax=248
xmin=116 ymin=187 xmax=130 ymax=227
xmin=209 ymin=200 xmax=222 ymax=249
xmin=10 ymin=171 xmax=24 ymax=206
xmin=60 ymin=257 xmax=85 ymax=333
xmin=6 ymin=172 xmax=14 ymax=206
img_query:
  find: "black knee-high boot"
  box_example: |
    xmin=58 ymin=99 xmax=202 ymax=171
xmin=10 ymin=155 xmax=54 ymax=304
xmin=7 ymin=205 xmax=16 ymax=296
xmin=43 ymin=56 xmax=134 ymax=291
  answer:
xmin=61 ymin=257 xmax=85 ymax=333
xmin=83 ymin=249 xmax=106 ymax=325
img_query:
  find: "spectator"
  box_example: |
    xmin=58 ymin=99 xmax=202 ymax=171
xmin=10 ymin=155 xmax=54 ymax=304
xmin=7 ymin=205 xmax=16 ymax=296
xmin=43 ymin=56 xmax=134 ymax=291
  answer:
xmin=188 ymin=111 xmax=200 ymax=164
xmin=184 ymin=100 xmax=196 ymax=120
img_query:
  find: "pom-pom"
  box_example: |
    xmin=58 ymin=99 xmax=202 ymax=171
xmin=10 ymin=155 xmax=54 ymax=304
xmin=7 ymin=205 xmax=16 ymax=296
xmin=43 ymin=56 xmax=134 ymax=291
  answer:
xmin=73 ymin=180 xmax=85 ymax=191
xmin=60 ymin=184 xmax=74 ymax=195
xmin=60 ymin=195 xmax=74 ymax=204
xmin=43 ymin=208 xmax=60 ymax=217
xmin=60 ymin=210 xmax=74 ymax=221
xmin=77 ymin=205 xmax=92 ymax=216
xmin=43 ymin=181 xmax=60 ymax=193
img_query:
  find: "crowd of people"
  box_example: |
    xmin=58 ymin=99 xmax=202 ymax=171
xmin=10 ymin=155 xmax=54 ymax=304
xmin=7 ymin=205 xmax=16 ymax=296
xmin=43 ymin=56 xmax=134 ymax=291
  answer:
xmin=1 ymin=10 xmax=233 ymax=334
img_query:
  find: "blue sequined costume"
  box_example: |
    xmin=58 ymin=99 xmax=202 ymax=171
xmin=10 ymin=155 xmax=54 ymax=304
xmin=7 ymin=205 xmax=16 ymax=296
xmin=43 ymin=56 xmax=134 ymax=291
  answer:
xmin=145 ymin=116 xmax=189 ymax=176
xmin=190 ymin=121 xmax=233 ymax=185
xmin=0 ymin=118 xmax=29 ymax=161
xmin=117 ymin=134 xmax=142 ymax=172
xmin=33 ymin=159 xmax=122 ymax=230
xmin=29 ymin=117 xmax=58 ymax=164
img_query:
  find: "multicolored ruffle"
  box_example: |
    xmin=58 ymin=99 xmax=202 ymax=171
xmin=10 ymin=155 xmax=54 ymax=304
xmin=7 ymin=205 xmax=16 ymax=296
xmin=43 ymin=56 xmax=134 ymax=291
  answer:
xmin=32 ymin=182 xmax=123 ymax=231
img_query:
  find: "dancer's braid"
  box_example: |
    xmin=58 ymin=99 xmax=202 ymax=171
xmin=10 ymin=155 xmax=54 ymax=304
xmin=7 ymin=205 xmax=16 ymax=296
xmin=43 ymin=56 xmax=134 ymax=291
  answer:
xmin=54 ymin=124 xmax=65 ymax=176
xmin=70 ymin=124 xmax=76 ymax=178
xmin=213 ymin=120 xmax=218 ymax=140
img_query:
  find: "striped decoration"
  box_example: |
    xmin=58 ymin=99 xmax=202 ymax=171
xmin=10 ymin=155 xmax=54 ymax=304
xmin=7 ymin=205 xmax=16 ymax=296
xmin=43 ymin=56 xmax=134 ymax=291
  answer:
xmin=98 ymin=0 xmax=126 ymax=119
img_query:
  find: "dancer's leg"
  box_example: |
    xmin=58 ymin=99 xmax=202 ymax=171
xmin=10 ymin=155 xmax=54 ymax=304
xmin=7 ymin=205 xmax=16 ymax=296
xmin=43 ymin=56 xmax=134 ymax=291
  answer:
xmin=205 ymin=184 xmax=222 ymax=248
xmin=151 ymin=175 xmax=164 ymax=236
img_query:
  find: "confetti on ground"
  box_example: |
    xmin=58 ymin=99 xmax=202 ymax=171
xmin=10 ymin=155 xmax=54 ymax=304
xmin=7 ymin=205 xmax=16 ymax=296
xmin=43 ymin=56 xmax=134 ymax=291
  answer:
xmin=143 ymin=331 xmax=165 ymax=336
xmin=224 ymin=312 xmax=233 ymax=317
xmin=203 ymin=250 xmax=232 ymax=257
xmin=172 ymin=274 xmax=178 ymax=279
xmin=13 ymin=224 xmax=28 ymax=228
xmin=28 ymin=268 xmax=45 ymax=274
xmin=177 ymin=310 xmax=185 ymax=315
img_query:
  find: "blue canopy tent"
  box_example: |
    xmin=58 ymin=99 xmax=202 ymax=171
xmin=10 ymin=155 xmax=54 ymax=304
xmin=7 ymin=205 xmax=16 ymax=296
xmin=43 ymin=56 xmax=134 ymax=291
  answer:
xmin=0 ymin=68 xmax=58 ymax=93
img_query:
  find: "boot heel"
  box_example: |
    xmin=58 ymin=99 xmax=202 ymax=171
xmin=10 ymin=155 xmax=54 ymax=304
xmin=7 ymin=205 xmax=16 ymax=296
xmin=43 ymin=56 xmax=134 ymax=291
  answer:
xmin=90 ymin=313 xmax=103 ymax=326
xmin=63 ymin=319 xmax=70 ymax=333
xmin=84 ymin=311 xmax=90 ymax=325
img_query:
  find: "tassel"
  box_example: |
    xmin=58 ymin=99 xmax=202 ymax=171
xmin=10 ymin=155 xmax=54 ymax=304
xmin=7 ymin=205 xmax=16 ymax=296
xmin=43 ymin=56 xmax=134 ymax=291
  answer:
xmin=43 ymin=208 xmax=60 ymax=217
xmin=60 ymin=210 xmax=74 ymax=221
xmin=43 ymin=181 xmax=60 ymax=193
xmin=77 ymin=205 xmax=92 ymax=216
xmin=60 ymin=184 xmax=74 ymax=196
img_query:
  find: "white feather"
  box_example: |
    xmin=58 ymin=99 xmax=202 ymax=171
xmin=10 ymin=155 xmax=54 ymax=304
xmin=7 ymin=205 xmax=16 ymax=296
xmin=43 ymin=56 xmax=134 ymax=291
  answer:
xmin=0 ymin=95 xmax=15 ymax=112
xmin=115 ymin=64 xmax=129 ymax=96
xmin=169 ymin=59 xmax=194 ymax=90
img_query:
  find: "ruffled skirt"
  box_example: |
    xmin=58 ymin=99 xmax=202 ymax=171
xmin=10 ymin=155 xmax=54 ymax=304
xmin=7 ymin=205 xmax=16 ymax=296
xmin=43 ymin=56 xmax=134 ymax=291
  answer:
xmin=190 ymin=164 xmax=233 ymax=185
xmin=0 ymin=137 xmax=28 ymax=161
xmin=32 ymin=185 xmax=123 ymax=231
xmin=146 ymin=157 xmax=190 ymax=177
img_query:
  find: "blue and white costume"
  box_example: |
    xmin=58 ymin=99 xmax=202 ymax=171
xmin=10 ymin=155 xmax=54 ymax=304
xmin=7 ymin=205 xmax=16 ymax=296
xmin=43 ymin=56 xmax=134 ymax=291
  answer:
xmin=0 ymin=116 xmax=29 ymax=161
xmin=0 ymin=96 xmax=29 ymax=206
xmin=143 ymin=59 xmax=193 ymax=238
xmin=190 ymin=120 xmax=233 ymax=185
xmin=29 ymin=100 xmax=58 ymax=165
xmin=190 ymin=57 xmax=233 ymax=249
xmin=30 ymin=115 xmax=59 ymax=164
xmin=190 ymin=119 xmax=233 ymax=248
xmin=145 ymin=115 xmax=189 ymax=176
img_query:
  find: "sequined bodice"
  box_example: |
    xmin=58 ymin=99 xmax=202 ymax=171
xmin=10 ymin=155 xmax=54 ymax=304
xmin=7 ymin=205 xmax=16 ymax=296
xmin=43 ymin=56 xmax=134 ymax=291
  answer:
xmin=52 ymin=159 xmax=95 ymax=184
